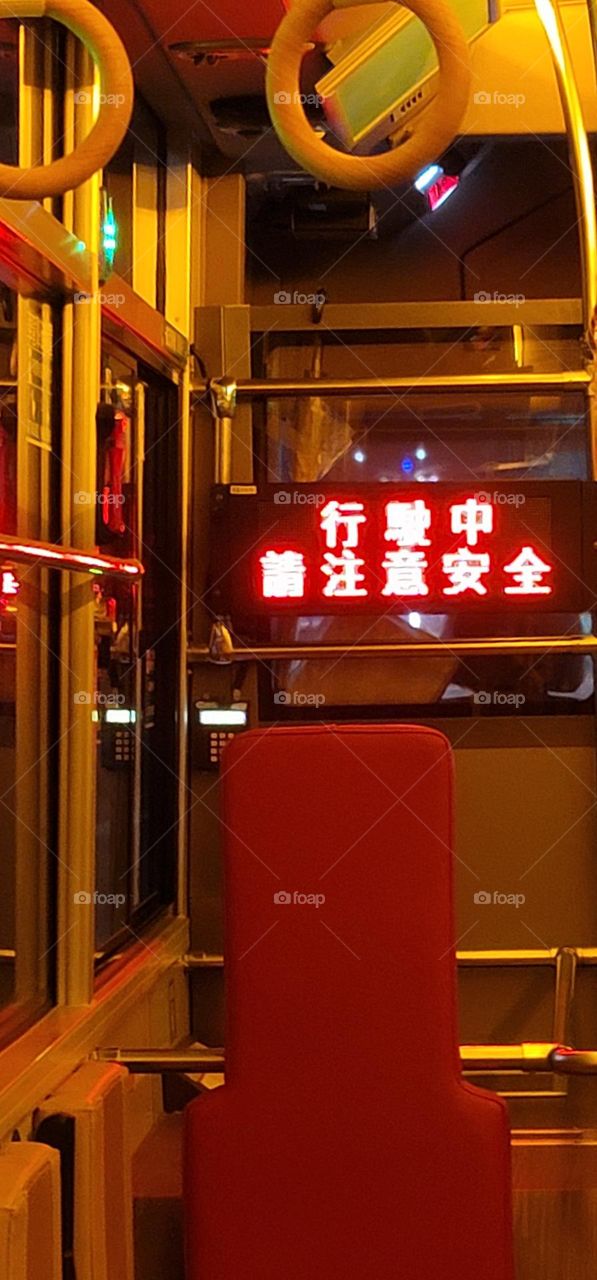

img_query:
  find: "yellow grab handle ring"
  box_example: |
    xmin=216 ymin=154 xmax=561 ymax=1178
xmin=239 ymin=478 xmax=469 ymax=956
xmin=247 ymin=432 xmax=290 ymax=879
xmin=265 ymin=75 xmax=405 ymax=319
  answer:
xmin=0 ymin=0 xmax=134 ymax=199
xmin=266 ymin=0 xmax=471 ymax=191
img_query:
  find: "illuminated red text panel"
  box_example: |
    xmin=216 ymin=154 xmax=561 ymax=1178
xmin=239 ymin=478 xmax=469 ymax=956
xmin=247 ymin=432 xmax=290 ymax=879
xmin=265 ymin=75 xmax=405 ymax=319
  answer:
xmin=211 ymin=484 xmax=588 ymax=616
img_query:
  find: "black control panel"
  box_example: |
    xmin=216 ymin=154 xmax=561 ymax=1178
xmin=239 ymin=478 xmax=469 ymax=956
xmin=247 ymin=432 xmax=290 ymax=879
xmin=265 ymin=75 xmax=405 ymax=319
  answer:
xmin=193 ymin=701 xmax=249 ymax=771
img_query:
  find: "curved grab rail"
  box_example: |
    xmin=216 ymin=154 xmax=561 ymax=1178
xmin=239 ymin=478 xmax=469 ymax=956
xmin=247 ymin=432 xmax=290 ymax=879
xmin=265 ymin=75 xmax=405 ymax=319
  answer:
xmin=266 ymin=0 xmax=471 ymax=191
xmin=534 ymin=0 xmax=597 ymax=350
xmin=0 ymin=533 xmax=143 ymax=579
xmin=0 ymin=0 xmax=133 ymax=199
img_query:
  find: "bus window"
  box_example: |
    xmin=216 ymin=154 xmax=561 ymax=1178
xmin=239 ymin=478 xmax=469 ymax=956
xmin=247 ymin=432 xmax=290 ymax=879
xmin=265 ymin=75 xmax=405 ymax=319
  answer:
xmin=94 ymin=357 xmax=179 ymax=962
xmin=251 ymin=370 xmax=589 ymax=717
xmin=0 ymin=283 xmax=57 ymax=1035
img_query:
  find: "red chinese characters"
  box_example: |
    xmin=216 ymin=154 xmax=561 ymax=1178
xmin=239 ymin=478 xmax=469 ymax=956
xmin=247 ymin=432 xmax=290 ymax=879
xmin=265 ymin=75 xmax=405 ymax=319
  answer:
xmin=260 ymin=550 xmax=306 ymax=599
xmin=320 ymin=501 xmax=368 ymax=598
xmin=257 ymin=493 xmax=555 ymax=605
xmin=382 ymin=500 xmax=430 ymax=598
xmin=0 ymin=570 xmax=19 ymax=596
xmin=503 ymin=546 xmax=552 ymax=595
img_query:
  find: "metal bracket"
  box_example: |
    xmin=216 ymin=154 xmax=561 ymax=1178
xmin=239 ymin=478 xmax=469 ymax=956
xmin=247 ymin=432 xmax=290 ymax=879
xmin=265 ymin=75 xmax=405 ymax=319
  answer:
xmin=209 ymin=378 xmax=238 ymax=486
xmin=209 ymin=377 xmax=238 ymax=421
xmin=207 ymin=619 xmax=235 ymax=664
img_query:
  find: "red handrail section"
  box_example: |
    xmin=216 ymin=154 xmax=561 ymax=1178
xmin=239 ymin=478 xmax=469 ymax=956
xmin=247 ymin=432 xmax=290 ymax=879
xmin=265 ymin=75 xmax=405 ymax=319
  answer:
xmin=0 ymin=532 xmax=143 ymax=580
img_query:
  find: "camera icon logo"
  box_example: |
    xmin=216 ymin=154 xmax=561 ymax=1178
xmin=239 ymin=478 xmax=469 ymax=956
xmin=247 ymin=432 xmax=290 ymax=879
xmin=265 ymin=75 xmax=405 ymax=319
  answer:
xmin=73 ymin=891 xmax=92 ymax=905
xmin=475 ymin=491 xmax=491 ymax=504
xmin=274 ymin=92 xmax=292 ymax=105
xmin=273 ymin=490 xmax=291 ymax=505
xmin=473 ymin=290 xmax=492 ymax=303
xmin=474 ymin=891 xmax=492 ymax=905
xmin=474 ymin=691 xmax=492 ymax=705
xmin=274 ymin=291 xmax=292 ymax=305
xmin=74 ymin=91 xmax=91 ymax=106
xmin=274 ymin=891 xmax=292 ymax=905
xmin=74 ymin=490 xmax=92 ymax=505
xmin=74 ymin=691 xmax=91 ymax=705
xmin=274 ymin=691 xmax=291 ymax=705
xmin=473 ymin=91 xmax=491 ymax=105
xmin=74 ymin=291 xmax=92 ymax=304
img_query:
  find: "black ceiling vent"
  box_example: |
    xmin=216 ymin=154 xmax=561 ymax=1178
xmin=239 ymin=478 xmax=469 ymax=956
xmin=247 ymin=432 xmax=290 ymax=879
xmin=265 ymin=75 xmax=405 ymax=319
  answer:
xmin=169 ymin=39 xmax=271 ymax=67
xmin=208 ymin=92 xmax=325 ymax=140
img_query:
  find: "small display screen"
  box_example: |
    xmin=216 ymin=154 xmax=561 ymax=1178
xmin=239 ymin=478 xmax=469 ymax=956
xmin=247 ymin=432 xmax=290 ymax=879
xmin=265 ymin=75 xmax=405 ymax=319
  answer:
xmin=198 ymin=707 xmax=248 ymax=727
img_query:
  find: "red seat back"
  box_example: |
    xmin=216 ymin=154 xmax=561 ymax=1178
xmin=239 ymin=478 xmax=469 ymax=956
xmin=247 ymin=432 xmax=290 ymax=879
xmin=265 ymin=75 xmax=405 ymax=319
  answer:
xmin=185 ymin=725 xmax=514 ymax=1279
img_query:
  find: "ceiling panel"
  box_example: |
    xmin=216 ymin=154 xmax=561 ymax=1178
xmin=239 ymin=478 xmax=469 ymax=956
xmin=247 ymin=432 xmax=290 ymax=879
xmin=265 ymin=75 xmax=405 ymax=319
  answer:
xmin=133 ymin=0 xmax=288 ymax=42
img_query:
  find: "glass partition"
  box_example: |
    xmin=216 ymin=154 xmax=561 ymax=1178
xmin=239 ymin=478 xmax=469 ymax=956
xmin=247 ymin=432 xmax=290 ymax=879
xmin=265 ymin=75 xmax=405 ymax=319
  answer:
xmin=249 ymin=327 xmax=590 ymax=720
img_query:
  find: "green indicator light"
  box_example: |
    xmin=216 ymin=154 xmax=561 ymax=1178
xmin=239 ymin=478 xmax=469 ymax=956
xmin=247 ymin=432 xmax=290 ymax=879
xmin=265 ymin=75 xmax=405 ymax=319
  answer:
xmin=100 ymin=193 xmax=118 ymax=273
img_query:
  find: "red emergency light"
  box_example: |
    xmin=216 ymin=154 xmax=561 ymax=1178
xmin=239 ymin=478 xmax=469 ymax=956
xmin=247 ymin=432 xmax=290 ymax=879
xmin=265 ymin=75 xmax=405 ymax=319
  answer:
xmin=427 ymin=173 xmax=460 ymax=212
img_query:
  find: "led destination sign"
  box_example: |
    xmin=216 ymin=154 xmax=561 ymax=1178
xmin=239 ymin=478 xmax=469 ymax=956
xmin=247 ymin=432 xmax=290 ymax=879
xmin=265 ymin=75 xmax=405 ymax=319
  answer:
xmin=209 ymin=483 xmax=589 ymax=617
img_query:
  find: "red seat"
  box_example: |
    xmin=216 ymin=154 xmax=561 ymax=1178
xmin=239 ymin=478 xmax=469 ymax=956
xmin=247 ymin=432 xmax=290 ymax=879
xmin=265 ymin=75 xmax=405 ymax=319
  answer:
xmin=185 ymin=725 xmax=514 ymax=1279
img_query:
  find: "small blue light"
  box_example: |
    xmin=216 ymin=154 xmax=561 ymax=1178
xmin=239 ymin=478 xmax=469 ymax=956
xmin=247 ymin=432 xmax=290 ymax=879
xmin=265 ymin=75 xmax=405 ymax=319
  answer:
xmin=414 ymin=164 xmax=443 ymax=193
xmin=401 ymin=456 xmax=414 ymax=474
xmin=415 ymin=446 xmax=427 ymax=461
xmin=353 ymin=449 xmax=366 ymax=463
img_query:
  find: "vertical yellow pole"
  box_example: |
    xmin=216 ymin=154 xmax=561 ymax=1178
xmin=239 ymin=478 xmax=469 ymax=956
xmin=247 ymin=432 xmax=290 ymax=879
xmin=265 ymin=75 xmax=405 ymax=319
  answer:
xmin=14 ymin=21 xmax=55 ymax=1006
xmin=166 ymin=139 xmax=193 ymax=918
xmin=534 ymin=0 xmax=597 ymax=472
xmin=58 ymin=38 xmax=101 ymax=1005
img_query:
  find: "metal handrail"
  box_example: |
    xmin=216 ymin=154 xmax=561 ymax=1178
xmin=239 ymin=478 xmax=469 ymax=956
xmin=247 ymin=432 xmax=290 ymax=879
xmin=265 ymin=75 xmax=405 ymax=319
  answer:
xmin=189 ymin=636 xmax=597 ymax=663
xmin=94 ymin=1043 xmax=597 ymax=1074
xmin=184 ymin=948 xmax=597 ymax=967
xmin=94 ymin=1047 xmax=225 ymax=1073
xmin=0 ymin=533 xmax=143 ymax=580
xmin=550 ymin=1047 xmax=597 ymax=1073
xmin=204 ymin=371 xmax=590 ymax=401
xmin=464 ymin=1044 xmax=597 ymax=1073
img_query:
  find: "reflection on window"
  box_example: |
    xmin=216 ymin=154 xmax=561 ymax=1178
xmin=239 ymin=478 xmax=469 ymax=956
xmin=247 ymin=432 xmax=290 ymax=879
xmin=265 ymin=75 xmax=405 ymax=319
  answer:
xmin=94 ymin=356 xmax=179 ymax=960
xmin=0 ymin=591 xmax=16 ymax=1011
xmin=260 ymin=389 xmax=586 ymax=487
xmin=0 ymin=287 xmax=55 ymax=1033
xmin=0 ymin=23 xmax=18 ymax=169
xmin=261 ymin=612 xmax=593 ymax=716
xmin=94 ymin=577 xmax=136 ymax=949
xmin=0 ymin=290 xmax=17 ymax=535
xmin=255 ymin=328 xmax=586 ymax=486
